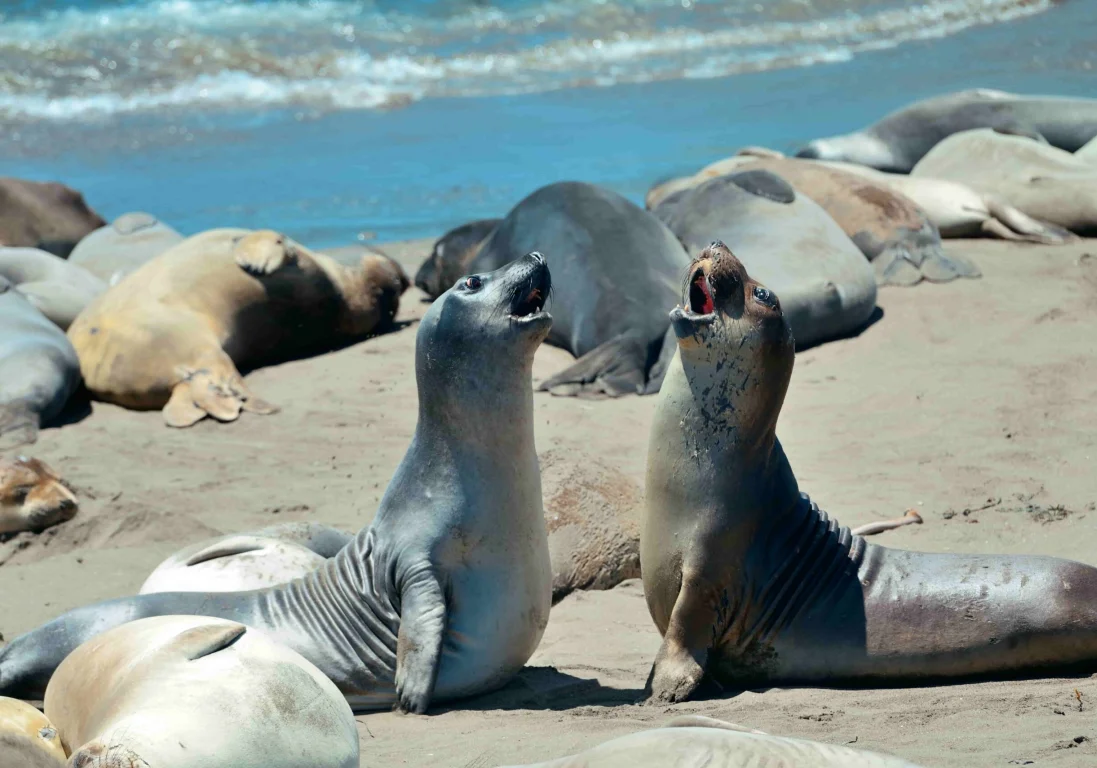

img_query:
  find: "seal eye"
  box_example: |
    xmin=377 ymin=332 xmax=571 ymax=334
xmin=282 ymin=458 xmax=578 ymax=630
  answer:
xmin=464 ymin=276 xmax=482 ymax=291
xmin=752 ymin=285 xmax=776 ymax=307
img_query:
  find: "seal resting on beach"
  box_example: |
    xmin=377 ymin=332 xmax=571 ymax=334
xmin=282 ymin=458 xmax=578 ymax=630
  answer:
xmin=419 ymin=183 xmax=688 ymax=397
xmin=649 ymin=152 xmax=975 ymax=286
xmin=67 ymin=227 xmax=409 ymax=427
xmin=1078 ymin=136 xmax=1097 ymax=162
xmin=139 ymin=522 xmax=353 ymax=595
xmin=912 ymin=129 xmax=1097 ymax=234
xmin=652 ymin=171 xmax=876 ymax=348
xmin=0 ymin=247 xmax=106 ymax=330
xmin=0 ymin=456 xmax=78 ymax=536
xmin=642 ymin=241 xmax=1097 ymax=704
xmin=0 ymin=253 xmax=555 ymax=714
xmin=499 ymin=715 xmax=923 ymax=768
xmin=68 ymin=211 xmax=184 ymax=285
xmin=0 ymin=178 xmax=105 ymax=258
xmin=414 ymin=218 xmax=501 ymax=298
xmin=796 ymin=89 xmax=1097 ymax=172
xmin=0 ymin=697 xmax=66 ymax=767
xmin=0 ymin=277 xmax=81 ymax=448
xmin=44 ymin=615 xmax=359 ymax=768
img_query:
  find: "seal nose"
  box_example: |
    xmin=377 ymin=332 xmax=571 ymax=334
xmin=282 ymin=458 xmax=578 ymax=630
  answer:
xmin=528 ymin=251 xmax=546 ymax=266
xmin=794 ymin=144 xmax=821 ymax=159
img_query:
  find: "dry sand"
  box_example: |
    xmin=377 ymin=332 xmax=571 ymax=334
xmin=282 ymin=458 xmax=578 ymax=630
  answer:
xmin=2 ymin=238 xmax=1096 ymax=767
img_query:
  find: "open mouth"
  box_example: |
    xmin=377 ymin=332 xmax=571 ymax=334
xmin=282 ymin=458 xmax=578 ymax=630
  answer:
xmin=510 ymin=265 xmax=551 ymax=322
xmin=686 ymin=267 xmax=716 ymax=317
xmin=512 ymin=286 xmax=545 ymax=318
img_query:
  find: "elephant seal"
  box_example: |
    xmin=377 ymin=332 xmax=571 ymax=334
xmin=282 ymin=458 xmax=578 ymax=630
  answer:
xmin=0 ymin=277 xmax=81 ymax=448
xmin=796 ymin=89 xmax=1097 ymax=172
xmin=0 ymin=697 xmax=66 ymax=767
xmin=912 ymin=129 xmax=1097 ymax=234
xmin=139 ymin=522 xmax=353 ymax=594
xmin=0 ymin=253 xmax=554 ymax=714
xmin=652 ymin=153 xmax=976 ymax=286
xmin=1078 ymin=136 xmax=1097 ymax=162
xmin=0 ymin=178 xmax=105 ymax=258
xmin=500 ymin=715 xmax=923 ymax=768
xmin=0 ymin=456 xmax=78 ymax=535
xmin=642 ymin=241 xmax=1097 ymax=704
xmin=68 ymin=212 xmax=184 ymax=285
xmin=44 ymin=615 xmax=359 ymax=768
xmin=652 ymin=172 xmax=876 ymax=348
xmin=415 ymin=218 xmax=501 ymax=298
xmin=68 ymin=227 xmax=409 ymax=427
xmin=0 ymin=247 xmax=106 ymax=330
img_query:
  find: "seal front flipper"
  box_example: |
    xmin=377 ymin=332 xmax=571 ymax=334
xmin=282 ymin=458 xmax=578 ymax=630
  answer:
xmin=646 ymin=572 xmax=716 ymax=704
xmin=538 ymin=335 xmax=657 ymax=398
xmin=233 ymin=230 xmax=296 ymax=276
xmin=394 ymin=565 xmax=446 ymax=714
xmin=983 ymin=199 xmax=1076 ymax=244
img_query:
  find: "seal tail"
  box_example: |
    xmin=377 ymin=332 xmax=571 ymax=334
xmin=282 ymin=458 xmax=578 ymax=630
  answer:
xmin=0 ymin=405 xmax=39 ymax=450
xmin=538 ymin=332 xmax=670 ymax=398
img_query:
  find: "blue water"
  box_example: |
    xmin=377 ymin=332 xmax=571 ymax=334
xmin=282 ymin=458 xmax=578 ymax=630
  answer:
xmin=1 ymin=0 xmax=1093 ymax=246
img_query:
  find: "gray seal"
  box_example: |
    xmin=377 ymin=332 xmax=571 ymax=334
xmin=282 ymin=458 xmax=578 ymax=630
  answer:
xmin=414 ymin=218 xmax=502 ymax=299
xmin=0 ymin=277 xmax=81 ymax=449
xmin=500 ymin=715 xmax=923 ymax=768
xmin=68 ymin=211 xmax=184 ymax=285
xmin=416 ymin=182 xmax=688 ymax=397
xmin=0 ymin=252 xmax=554 ymax=714
xmin=653 ymin=171 xmax=876 ymax=348
xmin=642 ymin=241 xmax=1097 ymax=703
xmin=796 ymin=89 xmax=1097 ymax=172
xmin=0 ymin=247 xmax=106 ymax=330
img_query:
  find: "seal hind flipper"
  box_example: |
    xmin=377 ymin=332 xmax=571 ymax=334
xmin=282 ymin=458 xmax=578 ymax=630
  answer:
xmin=539 ymin=335 xmax=656 ymax=399
xmin=983 ymin=199 xmax=1076 ymax=244
xmin=0 ymin=406 xmax=39 ymax=450
xmin=163 ymin=363 xmax=279 ymax=428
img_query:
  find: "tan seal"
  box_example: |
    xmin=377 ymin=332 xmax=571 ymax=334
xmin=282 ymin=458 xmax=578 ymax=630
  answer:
xmin=67 ymin=228 xmax=409 ymax=427
xmin=0 ymin=697 xmax=66 ymax=767
xmin=0 ymin=456 xmax=77 ymax=535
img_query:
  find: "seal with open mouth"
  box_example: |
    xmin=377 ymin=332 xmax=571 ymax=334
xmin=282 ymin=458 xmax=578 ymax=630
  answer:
xmin=642 ymin=241 xmax=1097 ymax=703
xmin=0 ymin=253 xmax=554 ymax=714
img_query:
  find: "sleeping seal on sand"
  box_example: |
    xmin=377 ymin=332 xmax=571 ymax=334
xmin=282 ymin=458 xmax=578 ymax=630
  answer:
xmin=642 ymin=241 xmax=1097 ymax=704
xmin=68 ymin=211 xmax=184 ymax=285
xmin=912 ymin=128 xmax=1097 ymax=234
xmin=0 ymin=253 xmax=554 ymax=715
xmin=418 ymin=183 xmax=688 ymax=397
xmin=652 ymin=171 xmax=876 ymax=347
xmin=68 ymin=228 xmax=409 ymax=427
xmin=796 ymin=89 xmax=1097 ymax=172
xmin=45 ymin=615 xmax=359 ymax=768
xmin=0 ymin=456 xmax=78 ymax=536
xmin=0 ymin=277 xmax=81 ymax=448
xmin=0 ymin=178 xmax=105 ymax=258
xmin=500 ymin=715 xmax=923 ymax=768
xmin=0 ymin=247 xmax=106 ymax=330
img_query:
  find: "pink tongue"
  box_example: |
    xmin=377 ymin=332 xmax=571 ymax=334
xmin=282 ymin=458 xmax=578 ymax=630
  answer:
xmin=694 ymin=277 xmax=714 ymax=314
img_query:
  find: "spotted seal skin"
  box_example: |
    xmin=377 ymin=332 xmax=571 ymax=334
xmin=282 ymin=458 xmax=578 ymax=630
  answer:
xmin=419 ymin=183 xmax=688 ymax=397
xmin=642 ymin=241 xmax=1097 ymax=704
xmin=796 ymin=89 xmax=1097 ymax=172
xmin=498 ymin=715 xmax=924 ymax=768
xmin=0 ymin=253 xmax=554 ymax=715
xmin=0 ymin=276 xmax=81 ymax=449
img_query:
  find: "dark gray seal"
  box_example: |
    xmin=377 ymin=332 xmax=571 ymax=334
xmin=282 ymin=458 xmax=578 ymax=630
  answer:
xmin=642 ymin=241 xmax=1097 ymax=703
xmin=0 ymin=276 xmax=81 ymax=449
xmin=419 ymin=182 xmax=688 ymax=397
xmin=414 ymin=218 xmax=501 ymax=298
xmin=796 ymin=89 xmax=1097 ymax=172
xmin=0 ymin=252 xmax=554 ymax=714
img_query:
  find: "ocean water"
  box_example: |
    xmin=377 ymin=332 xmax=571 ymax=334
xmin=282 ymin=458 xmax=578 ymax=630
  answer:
xmin=1 ymin=0 xmax=1094 ymax=246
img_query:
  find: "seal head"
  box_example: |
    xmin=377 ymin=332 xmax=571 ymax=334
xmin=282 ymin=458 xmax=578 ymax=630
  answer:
xmin=0 ymin=456 xmax=77 ymax=535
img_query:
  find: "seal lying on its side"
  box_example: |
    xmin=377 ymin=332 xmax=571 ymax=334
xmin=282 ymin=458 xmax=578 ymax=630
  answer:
xmin=0 ymin=278 xmax=81 ymax=449
xmin=796 ymin=89 xmax=1097 ymax=172
xmin=0 ymin=697 xmax=66 ymax=767
xmin=139 ymin=522 xmax=353 ymax=594
xmin=912 ymin=129 xmax=1097 ymax=234
xmin=414 ymin=218 xmax=501 ymax=298
xmin=499 ymin=715 xmax=923 ymax=768
xmin=0 ymin=178 xmax=105 ymax=258
xmin=68 ymin=211 xmax=184 ymax=285
xmin=642 ymin=241 xmax=1097 ymax=704
xmin=0 ymin=456 xmax=78 ymax=535
xmin=420 ymin=183 xmax=688 ymax=397
xmin=653 ymin=172 xmax=876 ymax=348
xmin=45 ymin=615 xmax=359 ymax=768
xmin=0 ymin=253 xmax=555 ymax=714
xmin=68 ymin=228 xmax=409 ymax=427
xmin=0 ymin=247 xmax=106 ymax=330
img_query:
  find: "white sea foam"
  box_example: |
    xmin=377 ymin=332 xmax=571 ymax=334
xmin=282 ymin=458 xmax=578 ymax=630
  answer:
xmin=0 ymin=0 xmax=1055 ymax=121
